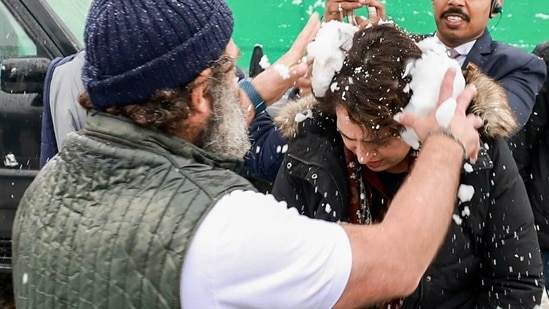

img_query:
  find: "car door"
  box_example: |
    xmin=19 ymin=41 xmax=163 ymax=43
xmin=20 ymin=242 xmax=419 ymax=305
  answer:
xmin=0 ymin=0 xmax=86 ymax=271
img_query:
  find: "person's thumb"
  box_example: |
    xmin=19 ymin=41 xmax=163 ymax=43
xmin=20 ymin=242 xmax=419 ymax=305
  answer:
xmin=394 ymin=111 xmax=417 ymax=129
xmin=288 ymin=62 xmax=309 ymax=84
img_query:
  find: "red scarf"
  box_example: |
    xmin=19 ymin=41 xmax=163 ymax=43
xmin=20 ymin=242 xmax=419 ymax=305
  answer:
xmin=344 ymin=148 xmax=420 ymax=309
xmin=345 ymin=149 xmax=391 ymax=224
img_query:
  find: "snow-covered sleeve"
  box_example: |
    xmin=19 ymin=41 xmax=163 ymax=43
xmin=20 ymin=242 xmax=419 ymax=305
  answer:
xmin=181 ymin=190 xmax=352 ymax=309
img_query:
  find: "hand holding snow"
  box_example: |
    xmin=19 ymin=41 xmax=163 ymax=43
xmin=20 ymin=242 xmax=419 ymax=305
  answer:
xmin=398 ymin=37 xmax=466 ymax=149
xmin=307 ymin=21 xmax=358 ymax=97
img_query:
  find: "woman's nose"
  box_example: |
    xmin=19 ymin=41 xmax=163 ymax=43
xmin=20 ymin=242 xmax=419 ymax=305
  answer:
xmin=356 ymin=144 xmax=377 ymax=164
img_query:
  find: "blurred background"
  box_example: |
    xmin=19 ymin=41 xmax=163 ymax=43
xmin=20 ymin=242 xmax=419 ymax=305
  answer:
xmin=226 ymin=0 xmax=549 ymax=70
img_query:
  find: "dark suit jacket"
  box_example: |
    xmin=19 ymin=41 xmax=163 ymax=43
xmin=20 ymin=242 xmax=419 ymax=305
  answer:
xmin=463 ymin=29 xmax=547 ymax=128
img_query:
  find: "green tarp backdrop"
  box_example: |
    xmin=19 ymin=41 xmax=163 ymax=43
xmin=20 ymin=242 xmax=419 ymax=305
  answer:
xmin=226 ymin=0 xmax=549 ymax=71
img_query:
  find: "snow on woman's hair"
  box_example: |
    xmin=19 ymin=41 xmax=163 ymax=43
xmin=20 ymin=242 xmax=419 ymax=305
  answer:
xmin=397 ymin=37 xmax=465 ymax=149
xmin=308 ymin=20 xmax=395 ymax=98
xmin=307 ymin=21 xmax=358 ymax=97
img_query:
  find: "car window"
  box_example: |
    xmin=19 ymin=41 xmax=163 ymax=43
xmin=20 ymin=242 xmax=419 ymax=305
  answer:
xmin=0 ymin=1 xmax=37 ymax=60
xmin=43 ymin=0 xmax=92 ymax=45
xmin=0 ymin=2 xmax=43 ymax=172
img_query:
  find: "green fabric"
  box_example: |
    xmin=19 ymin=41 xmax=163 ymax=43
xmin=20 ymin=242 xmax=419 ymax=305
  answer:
xmin=13 ymin=113 xmax=255 ymax=308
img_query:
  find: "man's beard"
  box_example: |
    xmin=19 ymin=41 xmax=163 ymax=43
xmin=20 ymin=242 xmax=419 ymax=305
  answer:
xmin=199 ymin=79 xmax=251 ymax=160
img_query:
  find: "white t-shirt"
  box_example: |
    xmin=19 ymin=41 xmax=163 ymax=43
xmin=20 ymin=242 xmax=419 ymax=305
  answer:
xmin=181 ymin=190 xmax=352 ymax=309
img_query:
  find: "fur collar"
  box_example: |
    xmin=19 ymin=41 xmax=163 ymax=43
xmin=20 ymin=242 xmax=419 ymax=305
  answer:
xmin=275 ymin=66 xmax=517 ymax=139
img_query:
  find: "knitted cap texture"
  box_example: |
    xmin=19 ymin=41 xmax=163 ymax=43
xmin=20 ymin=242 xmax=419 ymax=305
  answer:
xmin=82 ymin=0 xmax=234 ymax=109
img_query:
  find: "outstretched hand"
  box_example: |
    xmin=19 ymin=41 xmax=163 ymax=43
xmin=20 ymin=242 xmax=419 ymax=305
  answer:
xmin=250 ymin=13 xmax=321 ymax=105
xmin=397 ymin=68 xmax=483 ymax=163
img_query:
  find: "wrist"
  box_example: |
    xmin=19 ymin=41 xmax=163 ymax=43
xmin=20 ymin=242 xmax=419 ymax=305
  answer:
xmin=424 ymin=129 xmax=467 ymax=160
xmin=239 ymin=79 xmax=266 ymax=114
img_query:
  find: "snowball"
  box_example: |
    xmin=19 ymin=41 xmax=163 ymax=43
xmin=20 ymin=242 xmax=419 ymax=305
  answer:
xmin=295 ymin=109 xmax=313 ymax=122
xmin=308 ymin=21 xmax=358 ymax=97
xmin=458 ymin=184 xmax=475 ymax=203
xmin=400 ymin=37 xmax=465 ymax=148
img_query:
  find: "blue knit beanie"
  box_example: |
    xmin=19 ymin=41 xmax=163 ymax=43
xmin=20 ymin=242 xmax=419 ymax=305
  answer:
xmin=82 ymin=0 xmax=234 ymax=110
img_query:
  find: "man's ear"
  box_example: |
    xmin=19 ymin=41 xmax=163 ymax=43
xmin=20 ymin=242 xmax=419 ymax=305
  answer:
xmin=190 ymin=68 xmax=213 ymax=115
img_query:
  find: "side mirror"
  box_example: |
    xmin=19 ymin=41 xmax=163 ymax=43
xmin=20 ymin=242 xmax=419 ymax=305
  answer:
xmin=1 ymin=57 xmax=51 ymax=94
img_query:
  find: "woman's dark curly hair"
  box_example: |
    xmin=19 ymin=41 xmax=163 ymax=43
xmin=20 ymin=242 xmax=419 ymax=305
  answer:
xmin=79 ymin=53 xmax=236 ymax=136
xmin=322 ymin=24 xmax=422 ymax=145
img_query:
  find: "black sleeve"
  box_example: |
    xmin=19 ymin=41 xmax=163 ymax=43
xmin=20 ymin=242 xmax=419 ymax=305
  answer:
xmin=477 ymin=137 xmax=544 ymax=308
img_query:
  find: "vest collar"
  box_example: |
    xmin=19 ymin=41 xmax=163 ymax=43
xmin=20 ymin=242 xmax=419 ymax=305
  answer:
xmin=83 ymin=112 xmax=244 ymax=173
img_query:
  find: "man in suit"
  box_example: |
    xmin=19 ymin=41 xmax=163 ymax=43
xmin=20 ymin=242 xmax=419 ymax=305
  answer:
xmin=431 ymin=0 xmax=545 ymax=127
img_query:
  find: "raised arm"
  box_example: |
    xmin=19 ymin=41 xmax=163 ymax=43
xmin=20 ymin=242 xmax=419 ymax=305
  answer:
xmin=240 ymin=13 xmax=320 ymax=122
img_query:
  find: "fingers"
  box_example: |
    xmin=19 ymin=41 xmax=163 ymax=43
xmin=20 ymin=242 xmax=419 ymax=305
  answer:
xmin=465 ymin=136 xmax=481 ymax=164
xmin=398 ymin=108 xmax=481 ymax=164
xmin=396 ymin=68 xmax=483 ymax=163
xmin=324 ymin=0 xmax=370 ymax=21
xmin=275 ymin=14 xmax=318 ymax=88
xmin=364 ymin=0 xmax=386 ymax=19
xmin=357 ymin=16 xmax=381 ymax=29
xmin=466 ymin=113 xmax=483 ymax=129
xmin=288 ymin=62 xmax=309 ymax=82
xmin=454 ymin=83 xmax=477 ymax=114
xmin=295 ymin=71 xmax=312 ymax=96
xmin=394 ymin=112 xmax=418 ymax=131
xmin=437 ymin=68 xmax=457 ymax=106
xmin=354 ymin=0 xmax=386 ymax=28
xmin=464 ymin=114 xmax=483 ymax=163
xmin=282 ymin=13 xmax=320 ymax=64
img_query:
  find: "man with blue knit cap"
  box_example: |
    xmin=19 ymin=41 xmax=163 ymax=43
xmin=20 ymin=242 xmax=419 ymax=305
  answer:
xmin=12 ymin=0 xmax=485 ymax=308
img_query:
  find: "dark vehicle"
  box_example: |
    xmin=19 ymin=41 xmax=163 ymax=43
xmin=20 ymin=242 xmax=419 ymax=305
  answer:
xmin=0 ymin=0 xmax=90 ymax=274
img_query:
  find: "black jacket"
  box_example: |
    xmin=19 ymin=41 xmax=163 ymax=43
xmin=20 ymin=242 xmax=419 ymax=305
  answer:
xmin=272 ymin=96 xmax=543 ymax=308
xmin=273 ymin=105 xmax=349 ymax=221
xmin=510 ymin=43 xmax=549 ymax=250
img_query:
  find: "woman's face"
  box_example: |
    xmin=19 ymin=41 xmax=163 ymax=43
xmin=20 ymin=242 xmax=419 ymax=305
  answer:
xmin=336 ymin=107 xmax=411 ymax=173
